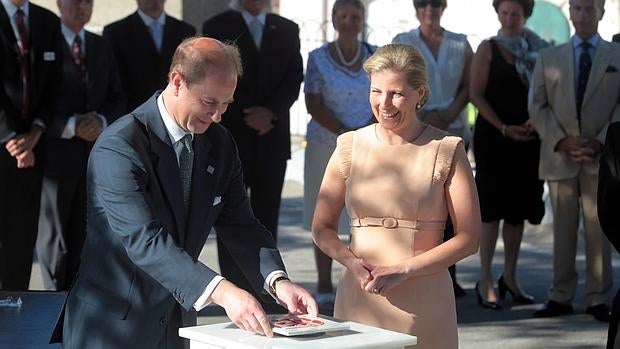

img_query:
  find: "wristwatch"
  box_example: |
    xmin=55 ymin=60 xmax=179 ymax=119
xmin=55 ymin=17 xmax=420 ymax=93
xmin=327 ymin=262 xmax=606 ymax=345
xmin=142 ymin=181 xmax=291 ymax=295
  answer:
xmin=269 ymin=276 xmax=289 ymax=295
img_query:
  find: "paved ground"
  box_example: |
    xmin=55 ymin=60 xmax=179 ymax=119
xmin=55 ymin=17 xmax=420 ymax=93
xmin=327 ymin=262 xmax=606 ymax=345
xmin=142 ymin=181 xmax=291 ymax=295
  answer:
xmin=28 ymin=137 xmax=617 ymax=348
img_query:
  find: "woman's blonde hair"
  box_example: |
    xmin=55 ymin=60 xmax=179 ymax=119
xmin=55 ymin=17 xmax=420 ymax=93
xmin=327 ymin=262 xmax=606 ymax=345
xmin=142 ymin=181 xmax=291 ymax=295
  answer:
xmin=363 ymin=43 xmax=430 ymax=109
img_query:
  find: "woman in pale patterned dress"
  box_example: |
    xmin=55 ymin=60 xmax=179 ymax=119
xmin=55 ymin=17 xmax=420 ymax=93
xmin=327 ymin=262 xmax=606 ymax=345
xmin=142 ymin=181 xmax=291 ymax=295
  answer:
xmin=312 ymin=43 xmax=480 ymax=348
xmin=303 ymin=0 xmax=375 ymax=307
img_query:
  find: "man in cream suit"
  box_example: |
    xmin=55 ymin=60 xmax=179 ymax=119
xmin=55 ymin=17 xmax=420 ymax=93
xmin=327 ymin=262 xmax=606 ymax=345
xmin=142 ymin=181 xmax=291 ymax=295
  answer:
xmin=529 ymin=0 xmax=619 ymax=322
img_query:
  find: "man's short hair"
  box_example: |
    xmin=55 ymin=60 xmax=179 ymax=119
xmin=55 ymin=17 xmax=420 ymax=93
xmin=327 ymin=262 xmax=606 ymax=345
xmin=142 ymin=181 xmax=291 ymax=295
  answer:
xmin=169 ymin=36 xmax=243 ymax=86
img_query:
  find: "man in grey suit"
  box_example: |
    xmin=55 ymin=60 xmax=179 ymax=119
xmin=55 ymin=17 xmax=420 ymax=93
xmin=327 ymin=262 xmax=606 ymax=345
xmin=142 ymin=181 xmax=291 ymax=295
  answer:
xmin=35 ymin=0 xmax=124 ymax=292
xmin=54 ymin=37 xmax=317 ymax=349
xmin=530 ymin=0 xmax=619 ymax=322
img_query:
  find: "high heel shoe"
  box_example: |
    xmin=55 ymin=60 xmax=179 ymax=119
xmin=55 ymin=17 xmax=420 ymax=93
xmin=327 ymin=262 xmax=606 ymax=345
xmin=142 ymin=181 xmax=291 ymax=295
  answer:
xmin=475 ymin=281 xmax=502 ymax=310
xmin=497 ymin=274 xmax=535 ymax=304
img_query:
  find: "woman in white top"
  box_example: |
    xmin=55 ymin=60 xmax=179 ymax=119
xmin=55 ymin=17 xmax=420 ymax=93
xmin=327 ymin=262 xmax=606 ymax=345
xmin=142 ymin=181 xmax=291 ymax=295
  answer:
xmin=392 ymin=0 xmax=472 ymax=144
xmin=392 ymin=0 xmax=473 ymax=297
xmin=303 ymin=0 xmax=375 ymax=307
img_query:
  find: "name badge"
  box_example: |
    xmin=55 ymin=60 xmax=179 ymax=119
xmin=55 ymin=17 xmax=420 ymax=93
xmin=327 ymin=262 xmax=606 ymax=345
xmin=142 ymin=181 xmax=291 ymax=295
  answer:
xmin=43 ymin=51 xmax=55 ymax=61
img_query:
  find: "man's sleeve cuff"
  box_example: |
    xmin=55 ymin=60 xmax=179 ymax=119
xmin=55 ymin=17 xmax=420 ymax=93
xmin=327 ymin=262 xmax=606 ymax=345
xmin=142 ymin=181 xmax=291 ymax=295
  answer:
xmin=97 ymin=114 xmax=108 ymax=128
xmin=265 ymin=270 xmax=288 ymax=301
xmin=32 ymin=118 xmax=46 ymax=131
xmin=192 ymin=275 xmax=225 ymax=312
xmin=61 ymin=116 xmax=77 ymax=139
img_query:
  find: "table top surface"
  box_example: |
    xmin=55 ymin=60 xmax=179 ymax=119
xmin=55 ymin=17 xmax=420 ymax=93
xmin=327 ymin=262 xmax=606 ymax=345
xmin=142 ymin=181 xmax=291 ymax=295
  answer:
xmin=179 ymin=317 xmax=417 ymax=349
xmin=0 ymin=291 xmax=66 ymax=349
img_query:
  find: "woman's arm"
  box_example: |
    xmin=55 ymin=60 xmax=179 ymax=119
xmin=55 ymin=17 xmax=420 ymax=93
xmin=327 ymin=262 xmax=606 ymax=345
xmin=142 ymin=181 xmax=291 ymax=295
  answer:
xmin=312 ymin=149 xmax=373 ymax=288
xmin=305 ymin=93 xmax=349 ymax=134
xmin=442 ymin=41 xmax=474 ymax=124
xmin=364 ymin=144 xmax=480 ymax=295
xmin=469 ymin=40 xmax=503 ymax=130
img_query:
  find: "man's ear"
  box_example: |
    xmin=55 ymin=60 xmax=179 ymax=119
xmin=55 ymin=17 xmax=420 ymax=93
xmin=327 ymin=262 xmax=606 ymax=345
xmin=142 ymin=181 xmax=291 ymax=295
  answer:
xmin=169 ymin=70 xmax=184 ymax=96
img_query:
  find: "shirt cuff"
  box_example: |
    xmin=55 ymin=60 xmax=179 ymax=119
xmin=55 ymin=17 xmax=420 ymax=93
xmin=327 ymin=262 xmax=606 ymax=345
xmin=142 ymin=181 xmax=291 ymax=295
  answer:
xmin=192 ymin=275 xmax=225 ymax=312
xmin=265 ymin=270 xmax=288 ymax=302
xmin=1 ymin=131 xmax=16 ymax=143
xmin=32 ymin=118 xmax=46 ymax=131
xmin=97 ymin=114 xmax=108 ymax=128
xmin=61 ymin=116 xmax=77 ymax=139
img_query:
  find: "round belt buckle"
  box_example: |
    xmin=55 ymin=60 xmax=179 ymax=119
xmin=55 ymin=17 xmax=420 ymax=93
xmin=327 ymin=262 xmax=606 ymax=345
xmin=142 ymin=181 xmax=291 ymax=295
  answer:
xmin=381 ymin=218 xmax=398 ymax=228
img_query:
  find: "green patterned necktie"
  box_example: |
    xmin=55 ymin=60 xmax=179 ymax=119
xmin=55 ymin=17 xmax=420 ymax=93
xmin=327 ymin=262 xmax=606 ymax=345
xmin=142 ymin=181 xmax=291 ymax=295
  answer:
xmin=179 ymin=134 xmax=193 ymax=209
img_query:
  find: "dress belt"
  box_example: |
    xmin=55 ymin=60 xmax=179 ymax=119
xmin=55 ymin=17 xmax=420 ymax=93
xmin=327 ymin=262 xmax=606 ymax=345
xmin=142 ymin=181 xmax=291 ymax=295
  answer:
xmin=350 ymin=217 xmax=446 ymax=230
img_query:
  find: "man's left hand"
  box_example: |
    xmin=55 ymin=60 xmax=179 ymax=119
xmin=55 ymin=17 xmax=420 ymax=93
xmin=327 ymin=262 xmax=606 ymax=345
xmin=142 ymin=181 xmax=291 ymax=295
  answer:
xmin=5 ymin=125 xmax=43 ymax=158
xmin=243 ymin=106 xmax=275 ymax=135
xmin=274 ymin=280 xmax=318 ymax=317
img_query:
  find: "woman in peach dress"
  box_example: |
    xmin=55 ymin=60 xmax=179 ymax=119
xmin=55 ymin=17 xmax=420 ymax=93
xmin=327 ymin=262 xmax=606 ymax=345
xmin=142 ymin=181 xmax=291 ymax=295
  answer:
xmin=312 ymin=44 xmax=480 ymax=348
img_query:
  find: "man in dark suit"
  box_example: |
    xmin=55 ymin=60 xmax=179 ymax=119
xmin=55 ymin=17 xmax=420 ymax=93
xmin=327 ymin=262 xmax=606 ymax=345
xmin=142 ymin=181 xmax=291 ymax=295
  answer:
xmin=35 ymin=0 xmax=124 ymax=291
xmin=202 ymin=0 xmax=303 ymax=302
xmin=55 ymin=37 xmax=317 ymax=349
xmin=599 ymin=122 xmax=620 ymax=348
xmin=0 ymin=0 xmax=60 ymax=290
xmin=103 ymin=0 xmax=195 ymax=113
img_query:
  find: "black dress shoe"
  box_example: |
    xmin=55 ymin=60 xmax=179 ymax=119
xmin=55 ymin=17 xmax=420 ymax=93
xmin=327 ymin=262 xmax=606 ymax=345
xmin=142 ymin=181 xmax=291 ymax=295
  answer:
xmin=586 ymin=304 xmax=611 ymax=322
xmin=533 ymin=300 xmax=573 ymax=318
xmin=453 ymin=282 xmax=467 ymax=298
xmin=497 ymin=274 xmax=535 ymax=304
xmin=475 ymin=282 xmax=501 ymax=310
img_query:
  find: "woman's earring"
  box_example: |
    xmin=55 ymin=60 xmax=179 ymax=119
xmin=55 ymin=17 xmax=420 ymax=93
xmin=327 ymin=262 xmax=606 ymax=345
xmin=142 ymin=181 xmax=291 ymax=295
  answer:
xmin=416 ymin=102 xmax=422 ymax=110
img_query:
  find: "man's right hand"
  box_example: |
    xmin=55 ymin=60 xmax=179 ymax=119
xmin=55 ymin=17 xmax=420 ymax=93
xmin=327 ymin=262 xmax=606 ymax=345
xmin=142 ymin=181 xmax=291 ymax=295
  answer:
xmin=210 ymin=280 xmax=273 ymax=337
xmin=75 ymin=112 xmax=103 ymax=142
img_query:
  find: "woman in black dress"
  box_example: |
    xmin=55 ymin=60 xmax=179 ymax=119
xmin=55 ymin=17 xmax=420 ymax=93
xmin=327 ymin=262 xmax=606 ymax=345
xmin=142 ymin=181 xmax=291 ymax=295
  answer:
xmin=469 ymin=0 xmax=547 ymax=309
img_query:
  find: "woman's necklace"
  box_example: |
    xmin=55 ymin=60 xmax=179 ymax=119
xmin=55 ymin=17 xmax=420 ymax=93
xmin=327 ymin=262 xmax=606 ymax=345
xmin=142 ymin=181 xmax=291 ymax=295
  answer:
xmin=335 ymin=40 xmax=361 ymax=67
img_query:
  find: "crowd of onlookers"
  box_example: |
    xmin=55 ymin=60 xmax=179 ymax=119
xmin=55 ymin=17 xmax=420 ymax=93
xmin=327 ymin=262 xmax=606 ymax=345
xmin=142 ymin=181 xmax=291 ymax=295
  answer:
xmin=1 ymin=0 xmax=619 ymax=347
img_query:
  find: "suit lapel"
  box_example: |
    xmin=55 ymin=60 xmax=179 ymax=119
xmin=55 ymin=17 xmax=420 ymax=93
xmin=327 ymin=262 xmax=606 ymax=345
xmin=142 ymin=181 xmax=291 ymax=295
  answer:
xmin=560 ymin=42 xmax=579 ymax=120
xmin=131 ymin=12 xmax=159 ymax=56
xmin=257 ymin=14 xmax=276 ymax=88
xmin=140 ymin=95 xmax=186 ymax=237
xmin=583 ymin=41 xmax=611 ymax=105
xmin=85 ymin=32 xmax=99 ymax=103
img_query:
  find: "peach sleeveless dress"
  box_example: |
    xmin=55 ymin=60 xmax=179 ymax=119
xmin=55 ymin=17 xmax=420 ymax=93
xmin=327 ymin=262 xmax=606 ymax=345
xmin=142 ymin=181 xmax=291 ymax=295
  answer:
xmin=333 ymin=124 xmax=461 ymax=349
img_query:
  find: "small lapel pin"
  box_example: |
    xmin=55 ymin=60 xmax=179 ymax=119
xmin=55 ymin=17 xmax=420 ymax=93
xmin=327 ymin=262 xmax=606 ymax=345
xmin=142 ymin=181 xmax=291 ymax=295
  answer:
xmin=207 ymin=165 xmax=215 ymax=174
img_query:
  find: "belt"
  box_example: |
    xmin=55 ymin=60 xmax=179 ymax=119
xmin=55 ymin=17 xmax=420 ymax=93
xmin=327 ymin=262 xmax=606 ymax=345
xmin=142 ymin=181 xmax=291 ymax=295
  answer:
xmin=350 ymin=217 xmax=445 ymax=230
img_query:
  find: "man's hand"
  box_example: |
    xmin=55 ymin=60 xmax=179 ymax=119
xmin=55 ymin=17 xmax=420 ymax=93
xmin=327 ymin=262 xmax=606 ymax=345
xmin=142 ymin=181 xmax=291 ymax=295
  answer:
xmin=15 ymin=149 xmax=35 ymax=168
xmin=75 ymin=112 xmax=104 ymax=142
xmin=5 ymin=125 xmax=43 ymax=168
xmin=211 ymin=280 xmax=274 ymax=337
xmin=273 ymin=279 xmax=318 ymax=317
xmin=556 ymin=136 xmax=603 ymax=163
xmin=5 ymin=125 xmax=43 ymax=158
xmin=243 ymin=106 xmax=275 ymax=135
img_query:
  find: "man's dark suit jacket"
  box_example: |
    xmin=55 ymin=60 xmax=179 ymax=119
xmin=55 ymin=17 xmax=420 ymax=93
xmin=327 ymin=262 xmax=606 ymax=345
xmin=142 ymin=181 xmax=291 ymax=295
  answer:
xmin=0 ymin=1 xmax=60 ymax=290
xmin=55 ymin=94 xmax=286 ymax=349
xmin=202 ymin=10 xmax=303 ymax=163
xmin=44 ymin=30 xmax=124 ymax=176
xmin=599 ymin=122 xmax=620 ymax=349
xmin=103 ymin=12 xmax=195 ymax=113
xmin=0 ymin=2 xmax=59 ymax=137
